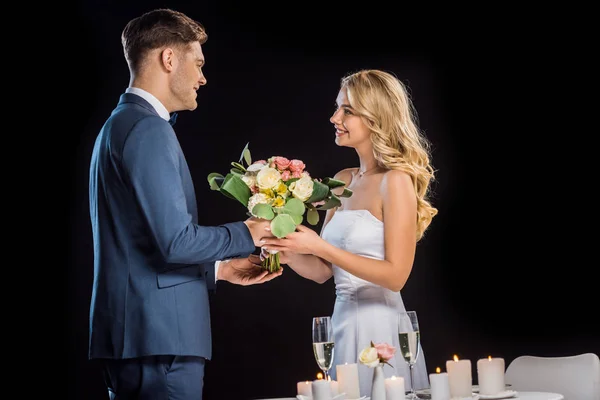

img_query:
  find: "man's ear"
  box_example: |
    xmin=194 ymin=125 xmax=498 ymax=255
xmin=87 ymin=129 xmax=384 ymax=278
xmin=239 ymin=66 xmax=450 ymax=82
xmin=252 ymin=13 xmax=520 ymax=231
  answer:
xmin=161 ymin=48 xmax=176 ymax=72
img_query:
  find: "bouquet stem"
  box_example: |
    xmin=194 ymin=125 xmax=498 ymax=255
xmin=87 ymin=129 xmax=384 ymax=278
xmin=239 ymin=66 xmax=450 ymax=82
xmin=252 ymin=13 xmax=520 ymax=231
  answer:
xmin=261 ymin=251 xmax=281 ymax=273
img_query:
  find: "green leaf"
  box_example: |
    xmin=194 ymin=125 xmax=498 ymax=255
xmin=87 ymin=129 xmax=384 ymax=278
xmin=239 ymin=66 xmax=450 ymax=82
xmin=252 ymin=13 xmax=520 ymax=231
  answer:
xmin=290 ymin=213 xmax=303 ymax=225
xmin=315 ymin=193 xmax=341 ymax=210
xmin=322 ymin=177 xmax=347 ymax=188
xmin=239 ymin=142 xmax=250 ymax=164
xmin=271 ymin=214 xmax=297 ymax=238
xmin=207 ymin=172 xmax=225 ymax=191
xmin=339 ymin=188 xmax=353 ymax=198
xmin=307 ymin=209 xmax=319 ymax=225
xmin=305 ymin=180 xmax=331 ymax=203
xmin=282 ymin=197 xmax=305 ymax=215
xmin=284 ymin=177 xmax=300 ymax=186
xmin=220 ymin=173 xmax=252 ymax=207
xmin=231 ymin=161 xmax=247 ymax=172
xmin=252 ymin=203 xmax=275 ymax=220
xmin=230 ymin=168 xmax=244 ymax=175
xmin=243 ymin=148 xmax=252 ymax=166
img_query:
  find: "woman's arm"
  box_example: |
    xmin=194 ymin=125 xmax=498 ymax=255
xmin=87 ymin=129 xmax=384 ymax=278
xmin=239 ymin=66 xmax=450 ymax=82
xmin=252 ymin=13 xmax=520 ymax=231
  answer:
xmin=274 ymin=168 xmax=356 ymax=283
xmin=263 ymin=169 xmax=417 ymax=291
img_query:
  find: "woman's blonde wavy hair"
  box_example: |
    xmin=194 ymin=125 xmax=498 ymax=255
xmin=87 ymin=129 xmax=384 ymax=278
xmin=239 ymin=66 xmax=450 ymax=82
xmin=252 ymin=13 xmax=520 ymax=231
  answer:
xmin=341 ymin=69 xmax=438 ymax=241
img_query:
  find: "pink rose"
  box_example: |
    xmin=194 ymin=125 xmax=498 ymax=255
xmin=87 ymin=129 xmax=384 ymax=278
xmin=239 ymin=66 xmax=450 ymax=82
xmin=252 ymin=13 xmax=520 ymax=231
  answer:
xmin=272 ymin=156 xmax=291 ymax=171
xmin=374 ymin=342 xmax=396 ymax=362
xmin=292 ymin=170 xmax=303 ymax=179
xmin=281 ymin=170 xmax=291 ymax=181
xmin=289 ymin=159 xmax=305 ymax=173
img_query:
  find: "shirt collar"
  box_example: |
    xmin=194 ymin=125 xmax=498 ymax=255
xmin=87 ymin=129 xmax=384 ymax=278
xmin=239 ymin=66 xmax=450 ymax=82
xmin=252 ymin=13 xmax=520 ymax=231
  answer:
xmin=125 ymin=87 xmax=171 ymax=121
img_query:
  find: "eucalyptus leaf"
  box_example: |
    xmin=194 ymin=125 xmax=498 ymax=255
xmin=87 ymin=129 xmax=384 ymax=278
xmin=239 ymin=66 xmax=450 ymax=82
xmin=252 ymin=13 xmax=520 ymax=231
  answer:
xmin=252 ymin=203 xmax=275 ymax=220
xmin=271 ymin=214 xmax=297 ymax=238
xmin=283 ymin=197 xmax=305 ymax=216
xmin=305 ymin=180 xmax=330 ymax=203
xmin=322 ymin=177 xmax=347 ymax=188
xmin=290 ymin=213 xmax=303 ymax=225
xmin=307 ymin=209 xmax=319 ymax=225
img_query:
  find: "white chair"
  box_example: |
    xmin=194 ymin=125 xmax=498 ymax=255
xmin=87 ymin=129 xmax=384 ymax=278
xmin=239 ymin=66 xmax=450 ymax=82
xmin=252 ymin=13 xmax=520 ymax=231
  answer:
xmin=504 ymin=353 xmax=600 ymax=400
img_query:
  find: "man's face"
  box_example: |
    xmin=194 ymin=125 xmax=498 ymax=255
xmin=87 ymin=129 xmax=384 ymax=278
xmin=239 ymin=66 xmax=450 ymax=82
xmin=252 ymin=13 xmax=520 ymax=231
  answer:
xmin=171 ymin=41 xmax=206 ymax=111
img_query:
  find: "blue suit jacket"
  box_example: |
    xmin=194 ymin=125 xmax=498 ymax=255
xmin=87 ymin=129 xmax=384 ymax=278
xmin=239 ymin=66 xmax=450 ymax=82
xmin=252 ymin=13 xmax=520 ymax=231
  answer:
xmin=88 ymin=93 xmax=255 ymax=360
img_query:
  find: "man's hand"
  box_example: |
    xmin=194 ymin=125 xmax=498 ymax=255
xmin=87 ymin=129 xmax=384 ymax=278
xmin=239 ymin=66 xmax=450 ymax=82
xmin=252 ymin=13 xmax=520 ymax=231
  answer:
xmin=244 ymin=217 xmax=274 ymax=247
xmin=217 ymin=254 xmax=282 ymax=285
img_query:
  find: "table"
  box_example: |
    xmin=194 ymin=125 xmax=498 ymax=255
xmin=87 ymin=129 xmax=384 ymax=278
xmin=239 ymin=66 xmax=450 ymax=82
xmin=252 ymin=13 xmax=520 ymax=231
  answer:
xmin=253 ymin=391 xmax=564 ymax=400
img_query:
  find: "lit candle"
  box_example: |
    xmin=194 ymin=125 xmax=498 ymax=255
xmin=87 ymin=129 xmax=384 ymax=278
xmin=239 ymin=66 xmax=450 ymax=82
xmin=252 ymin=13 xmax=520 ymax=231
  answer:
xmin=429 ymin=367 xmax=450 ymax=400
xmin=297 ymin=380 xmax=312 ymax=396
xmin=312 ymin=378 xmax=333 ymax=400
xmin=477 ymin=356 xmax=505 ymax=395
xmin=327 ymin=376 xmax=339 ymax=395
xmin=336 ymin=363 xmax=360 ymax=399
xmin=446 ymin=355 xmax=472 ymax=398
xmin=384 ymin=375 xmax=405 ymax=400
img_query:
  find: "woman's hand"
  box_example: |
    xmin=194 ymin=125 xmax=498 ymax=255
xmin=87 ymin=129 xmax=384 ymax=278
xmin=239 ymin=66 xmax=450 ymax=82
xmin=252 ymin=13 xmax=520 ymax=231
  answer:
xmin=260 ymin=224 xmax=324 ymax=256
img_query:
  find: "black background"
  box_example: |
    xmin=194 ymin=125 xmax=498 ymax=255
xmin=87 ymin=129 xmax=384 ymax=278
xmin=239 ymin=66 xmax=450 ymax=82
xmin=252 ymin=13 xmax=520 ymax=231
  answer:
xmin=67 ymin=2 xmax=598 ymax=399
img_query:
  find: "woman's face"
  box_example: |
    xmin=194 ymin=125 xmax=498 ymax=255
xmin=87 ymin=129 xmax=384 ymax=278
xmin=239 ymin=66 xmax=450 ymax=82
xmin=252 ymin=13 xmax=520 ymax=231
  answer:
xmin=330 ymin=87 xmax=371 ymax=148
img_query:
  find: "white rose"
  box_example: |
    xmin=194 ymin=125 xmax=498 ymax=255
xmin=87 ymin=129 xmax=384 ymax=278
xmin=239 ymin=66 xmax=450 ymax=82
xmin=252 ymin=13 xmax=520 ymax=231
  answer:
xmin=241 ymin=174 xmax=256 ymax=189
xmin=247 ymin=193 xmax=270 ymax=216
xmin=359 ymin=347 xmax=380 ymax=368
xmin=256 ymin=167 xmax=282 ymax=190
xmin=247 ymin=162 xmax=267 ymax=173
xmin=289 ymin=175 xmax=314 ymax=202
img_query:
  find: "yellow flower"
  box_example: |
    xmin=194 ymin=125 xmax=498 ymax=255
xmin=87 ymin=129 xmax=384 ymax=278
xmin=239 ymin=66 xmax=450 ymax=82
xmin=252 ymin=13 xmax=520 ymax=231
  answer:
xmin=260 ymin=188 xmax=275 ymax=198
xmin=272 ymin=196 xmax=285 ymax=208
xmin=275 ymin=182 xmax=289 ymax=196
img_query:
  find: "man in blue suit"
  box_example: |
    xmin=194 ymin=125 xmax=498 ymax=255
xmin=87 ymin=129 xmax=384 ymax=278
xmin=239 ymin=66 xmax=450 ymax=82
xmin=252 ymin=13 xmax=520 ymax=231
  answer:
xmin=88 ymin=8 xmax=282 ymax=399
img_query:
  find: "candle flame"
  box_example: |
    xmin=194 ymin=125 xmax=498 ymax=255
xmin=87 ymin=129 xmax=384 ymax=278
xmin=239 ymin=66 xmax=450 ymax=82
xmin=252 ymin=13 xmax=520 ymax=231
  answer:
xmin=488 ymin=355 xmax=492 ymax=361
xmin=436 ymin=367 xmax=441 ymax=373
xmin=391 ymin=375 xmax=397 ymax=380
xmin=317 ymin=372 xmax=323 ymax=380
xmin=453 ymin=355 xmax=459 ymax=362
xmin=305 ymin=381 xmax=310 ymax=384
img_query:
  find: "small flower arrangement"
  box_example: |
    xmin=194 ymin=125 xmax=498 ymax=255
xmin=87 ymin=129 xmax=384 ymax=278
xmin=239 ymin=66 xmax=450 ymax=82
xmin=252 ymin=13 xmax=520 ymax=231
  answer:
xmin=207 ymin=143 xmax=352 ymax=272
xmin=359 ymin=341 xmax=397 ymax=368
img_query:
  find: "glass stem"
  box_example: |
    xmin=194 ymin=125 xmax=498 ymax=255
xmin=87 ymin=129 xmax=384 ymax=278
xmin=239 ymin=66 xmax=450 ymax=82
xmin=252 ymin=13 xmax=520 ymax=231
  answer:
xmin=409 ymin=363 xmax=416 ymax=395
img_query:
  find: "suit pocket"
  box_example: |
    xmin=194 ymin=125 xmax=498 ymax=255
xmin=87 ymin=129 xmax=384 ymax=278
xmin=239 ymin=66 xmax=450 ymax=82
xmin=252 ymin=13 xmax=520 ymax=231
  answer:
xmin=156 ymin=265 xmax=206 ymax=288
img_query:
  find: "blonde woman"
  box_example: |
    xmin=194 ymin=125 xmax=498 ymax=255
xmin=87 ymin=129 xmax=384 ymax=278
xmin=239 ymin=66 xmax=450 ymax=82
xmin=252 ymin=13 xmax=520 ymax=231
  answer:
xmin=260 ymin=69 xmax=437 ymax=396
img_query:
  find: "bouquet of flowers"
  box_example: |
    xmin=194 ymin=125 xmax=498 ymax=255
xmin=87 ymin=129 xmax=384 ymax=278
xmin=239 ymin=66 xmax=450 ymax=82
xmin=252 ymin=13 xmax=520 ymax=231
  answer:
xmin=359 ymin=341 xmax=397 ymax=368
xmin=207 ymin=143 xmax=353 ymax=272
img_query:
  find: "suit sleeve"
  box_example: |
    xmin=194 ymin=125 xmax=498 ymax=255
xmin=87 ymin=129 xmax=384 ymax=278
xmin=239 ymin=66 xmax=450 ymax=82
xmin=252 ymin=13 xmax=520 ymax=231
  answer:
xmin=121 ymin=117 xmax=255 ymax=265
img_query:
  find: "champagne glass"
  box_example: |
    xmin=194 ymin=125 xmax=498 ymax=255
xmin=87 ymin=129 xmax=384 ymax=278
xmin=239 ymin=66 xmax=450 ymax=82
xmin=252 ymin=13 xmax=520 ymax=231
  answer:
xmin=312 ymin=316 xmax=335 ymax=381
xmin=398 ymin=311 xmax=421 ymax=399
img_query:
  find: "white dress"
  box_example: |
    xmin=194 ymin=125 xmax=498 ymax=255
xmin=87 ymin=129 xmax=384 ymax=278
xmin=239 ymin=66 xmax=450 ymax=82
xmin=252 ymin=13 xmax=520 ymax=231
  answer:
xmin=322 ymin=209 xmax=429 ymax=397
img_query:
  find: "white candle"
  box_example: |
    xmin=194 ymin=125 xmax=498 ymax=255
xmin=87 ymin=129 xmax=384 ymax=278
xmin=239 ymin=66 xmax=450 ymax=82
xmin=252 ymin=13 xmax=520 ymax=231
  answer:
xmin=477 ymin=356 xmax=505 ymax=395
xmin=312 ymin=378 xmax=333 ymax=400
xmin=384 ymin=375 xmax=405 ymax=400
xmin=297 ymin=380 xmax=312 ymax=396
xmin=336 ymin=363 xmax=360 ymax=399
xmin=446 ymin=355 xmax=472 ymax=398
xmin=429 ymin=367 xmax=450 ymax=400
xmin=328 ymin=378 xmax=339 ymax=395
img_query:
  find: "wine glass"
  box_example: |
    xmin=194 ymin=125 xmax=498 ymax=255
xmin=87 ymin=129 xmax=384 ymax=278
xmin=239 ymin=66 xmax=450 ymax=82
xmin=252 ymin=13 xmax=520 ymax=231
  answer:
xmin=312 ymin=316 xmax=335 ymax=381
xmin=398 ymin=311 xmax=421 ymax=399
